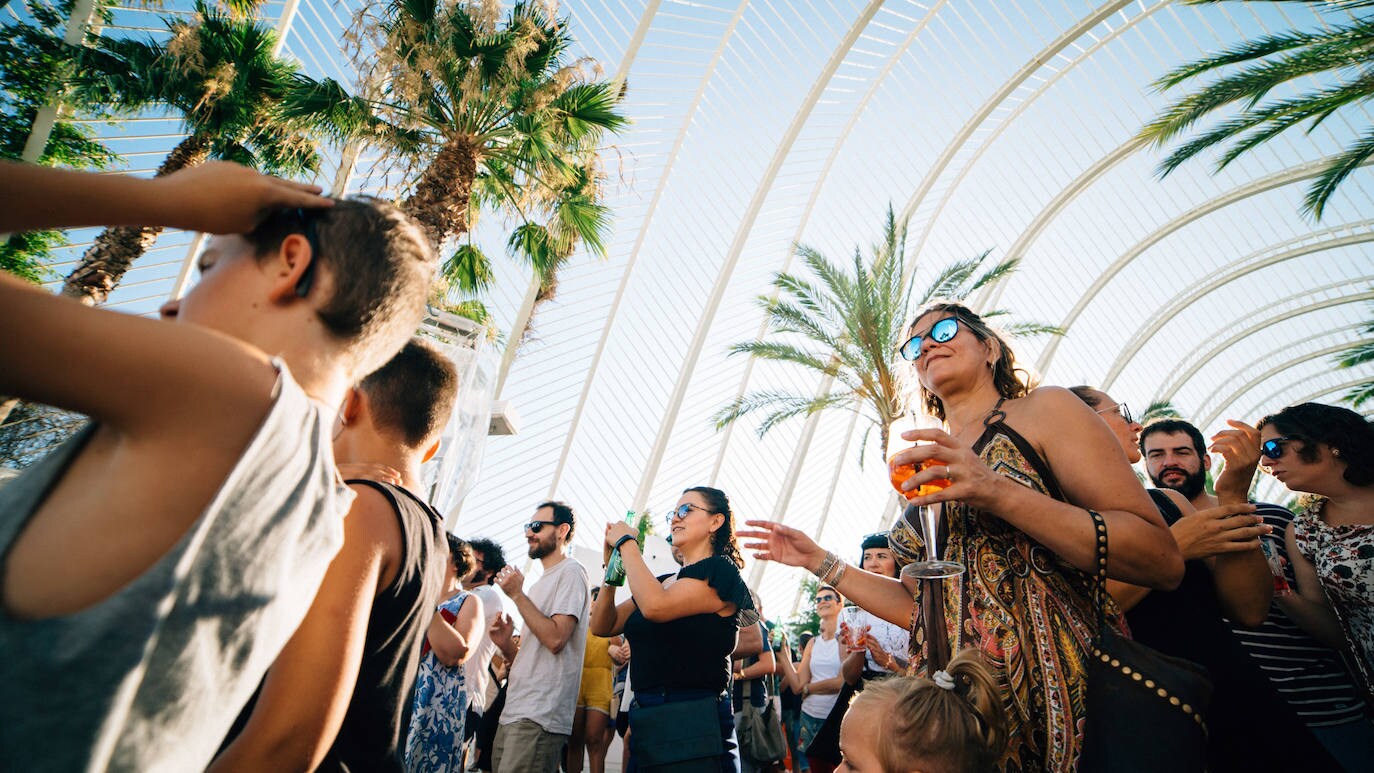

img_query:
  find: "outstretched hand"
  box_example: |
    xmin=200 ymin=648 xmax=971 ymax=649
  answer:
xmin=153 ymin=161 xmax=334 ymax=234
xmin=738 ymin=519 xmax=824 ymax=571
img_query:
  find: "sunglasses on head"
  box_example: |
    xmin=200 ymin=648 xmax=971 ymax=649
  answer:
xmin=899 ymin=317 xmax=960 ymax=361
xmin=1260 ymin=436 xmax=1297 ymax=460
xmin=1096 ymin=402 xmax=1134 ymax=424
xmin=524 ymin=520 xmax=559 ymax=534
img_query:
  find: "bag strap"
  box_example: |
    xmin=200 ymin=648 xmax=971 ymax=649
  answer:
xmin=1088 ymin=509 xmax=1109 ymax=631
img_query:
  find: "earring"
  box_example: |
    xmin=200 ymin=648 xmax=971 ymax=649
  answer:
xmin=1332 ymin=447 xmax=1343 ymax=458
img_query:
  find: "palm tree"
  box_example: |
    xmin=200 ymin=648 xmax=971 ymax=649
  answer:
xmin=711 ymin=206 xmax=1062 ymax=464
xmin=59 ymin=0 xmax=328 ymax=305
xmin=1333 ymin=305 xmax=1374 ymax=407
xmin=289 ymin=0 xmax=625 ymax=313
xmin=1141 ymin=399 xmax=1184 ymax=423
xmin=1138 ymin=0 xmax=1374 ymax=219
xmin=0 ymin=0 xmax=118 ymax=283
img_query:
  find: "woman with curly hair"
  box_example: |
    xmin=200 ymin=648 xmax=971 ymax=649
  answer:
xmin=590 ymin=486 xmax=757 ymax=772
xmin=1258 ymin=402 xmax=1374 ymax=701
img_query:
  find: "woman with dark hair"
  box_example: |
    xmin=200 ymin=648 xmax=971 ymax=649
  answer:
xmin=405 ymin=535 xmax=485 ymax=773
xmin=1259 ymin=402 xmax=1374 ymax=700
xmin=839 ymin=534 xmax=910 ymax=682
xmin=741 ymin=303 xmax=1183 ymax=772
xmin=590 ymin=486 xmax=758 ymax=772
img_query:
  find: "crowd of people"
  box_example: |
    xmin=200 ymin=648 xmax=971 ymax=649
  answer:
xmin=0 ymin=159 xmax=1371 ymax=773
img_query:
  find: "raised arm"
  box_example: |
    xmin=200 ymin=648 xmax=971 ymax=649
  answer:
xmin=496 ymin=567 xmax=578 ymax=655
xmin=590 ymin=583 xmax=636 ymax=638
xmin=1205 ymin=421 xmax=1276 ymax=627
xmin=896 ymin=388 xmax=1183 ymax=589
xmin=427 ymin=594 xmax=485 ymax=668
xmin=0 ymin=159 xmax=331 ymax=234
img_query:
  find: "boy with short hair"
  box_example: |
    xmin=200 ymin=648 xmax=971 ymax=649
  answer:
xmin=214 ymin=338 xmax=458 ymax=771
xmin=0 ymin=162 xmax=437 ymax=770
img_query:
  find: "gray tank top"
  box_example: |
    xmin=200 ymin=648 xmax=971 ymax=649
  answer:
xmin=0 ymin=360 xmax=351 ymax=772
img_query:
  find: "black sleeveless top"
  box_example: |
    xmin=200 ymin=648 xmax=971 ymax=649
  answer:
xmin=1127 ymin=489 xmax=1341 ymax=773
xmin=220 ymin=480 xmax=447 ymax=771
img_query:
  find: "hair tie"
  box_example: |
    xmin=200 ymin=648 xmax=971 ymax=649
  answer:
xmin=933 ymin=670 xmax=956 ymax=691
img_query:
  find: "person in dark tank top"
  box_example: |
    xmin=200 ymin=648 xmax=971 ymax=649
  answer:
xmin=212 ymin=338 xmax=458 ymax=771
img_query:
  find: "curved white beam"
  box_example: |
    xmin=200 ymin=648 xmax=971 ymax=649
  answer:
xmin=546 ymin=0 xmax=738 ymax=500
xmin=495 ymin=0 xmax=665 ymax=399
xmin=1238 ymin=375 xmax=1374 ymax=426
xmin=632 ymin=0 xmax=887 ymax=511
xmin=1036 ymin=156 xmax=1374 ymax=374
xmin=894 ymin=0 xmax=1137 ymax=249
xmin=1101 ymin=224 xmax=1374 ymax=389
xmin=710 ymin=0 xmax=948 ymax=484
xmin=1190 ymin=323 xmax=1366 ymax=416
xmin=979 ymin=137 xmax=1146 ymax=311
xmin=1157 ymin=285 xmax=1374 ymax=401
xmin=1196 ymin=343 xmax=1362 ymax=429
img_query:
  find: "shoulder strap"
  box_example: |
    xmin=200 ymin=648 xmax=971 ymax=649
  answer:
xmin=1088 ymin=509 xmax=1109 ymax=630
xmin=1146 ymin=488 xmax=1183 ymax=525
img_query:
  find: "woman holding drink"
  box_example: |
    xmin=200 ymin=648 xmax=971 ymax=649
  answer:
xmin=739 ymin=302 xmax=1183 ymax=772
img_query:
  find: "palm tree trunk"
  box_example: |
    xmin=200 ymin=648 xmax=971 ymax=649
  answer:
xmin=403 ymin=136 xmax=477 ymax=250
xmin=61 ymin=135 xmax=212 ymax=306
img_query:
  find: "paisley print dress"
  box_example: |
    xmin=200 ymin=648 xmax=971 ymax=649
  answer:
xmin=888 ymin=418 xmax=1124 ymax=772
xmin=1293 ymin=499 xmax=1374 ymax=700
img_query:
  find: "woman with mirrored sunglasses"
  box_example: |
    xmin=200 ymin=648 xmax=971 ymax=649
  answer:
xmin=589 ymin=487 xmax=758 ymax=772
xmin=1258 ymin=403 xmax=1374 ymax=705
xmin=740 ymin=303 xmax=1183 ymax=772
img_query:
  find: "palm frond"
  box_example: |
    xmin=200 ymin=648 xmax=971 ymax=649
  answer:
xmin=1341 ymin=380 xmax=1374 ymax=408
xmin=1000 ymin=321 xmax=1065 ymax=338
xmin=443 ymin=243 xmax=494 ymax=293
xmin=1305 ymin=125 xmax=1374 ymax=218
xmin=1142 ymin=399 xmax=1183 ymax=422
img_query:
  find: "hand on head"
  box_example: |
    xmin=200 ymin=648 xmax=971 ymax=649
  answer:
xmin=154 ymin=161 xmax=333 ymax=234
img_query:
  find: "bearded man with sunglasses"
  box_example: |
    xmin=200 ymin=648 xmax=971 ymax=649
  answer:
xmin=488 ymin=502 xmax=590 ymax=773
xmin=1141 ymin=419 xmax=1371 ymax=768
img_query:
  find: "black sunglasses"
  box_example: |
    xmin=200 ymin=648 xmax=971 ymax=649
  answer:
xmin=292 ymin=208 xmax=322 ymax=298
xmin=899 ymin=317 xmax=960 ymax=361
xmin=524 ymin=520 xmax=559 ymax=534
xmin=1260 ymin=436 xmax=1297 ymax=460
xmin=814 ymin=594 xmax=839 ymax=603
xmin=664 ymin=502 xmax=716 ymax=528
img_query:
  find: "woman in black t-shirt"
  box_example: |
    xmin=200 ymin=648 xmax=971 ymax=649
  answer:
xmin=590 ymin=486 xmax=758 ymax=772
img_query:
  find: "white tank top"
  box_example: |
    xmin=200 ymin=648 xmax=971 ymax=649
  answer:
xmin=801 ymin=633 xmax=842 ymax=719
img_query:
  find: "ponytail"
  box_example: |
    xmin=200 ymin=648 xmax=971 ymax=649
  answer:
xmin=849 ymin=648 xmax=1007 ymax=773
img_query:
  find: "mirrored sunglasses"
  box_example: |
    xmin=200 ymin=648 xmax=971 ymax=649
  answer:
xmin=1260 ymin=436 xmax=1297 ymax=460
xmin=899 ymin=317 xmax=960 ymax=361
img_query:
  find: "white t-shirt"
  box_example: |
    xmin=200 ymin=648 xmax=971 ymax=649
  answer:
xmin=500 ymin=556 xmax=589 ymax=735
xmin=463 ymin=583 xmax=503 ymax=715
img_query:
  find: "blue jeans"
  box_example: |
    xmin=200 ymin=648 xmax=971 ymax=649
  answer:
xmin=628 ymin=688 xmax=736 ymax=772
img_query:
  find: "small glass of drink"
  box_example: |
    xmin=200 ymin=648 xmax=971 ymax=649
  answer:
xmin=889 ymin=413 xmax=964 ymax=579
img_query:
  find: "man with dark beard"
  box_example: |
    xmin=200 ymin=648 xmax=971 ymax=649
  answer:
xmin=488 ymin=502 xmax=589 ymax=773
xmin=1141 ymin=419 xmax=1373 ymax=768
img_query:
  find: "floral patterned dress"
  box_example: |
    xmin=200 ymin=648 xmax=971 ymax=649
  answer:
xmin=1293 ymin=500 xmax=1374 ymax=700
xmin=404 ymin=590 xmax=471 ymax=773
xmin=888 ymin=417 xmax=1123 ymax=772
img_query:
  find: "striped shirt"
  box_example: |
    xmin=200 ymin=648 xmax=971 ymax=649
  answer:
xmin=1229 ymin=502 xmax=1369 ymax=727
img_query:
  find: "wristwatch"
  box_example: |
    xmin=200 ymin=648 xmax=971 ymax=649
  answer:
xmin=613 ymin=534 xmax=636 ymax=553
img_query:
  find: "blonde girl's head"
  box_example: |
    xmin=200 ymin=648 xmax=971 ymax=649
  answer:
xmin=839 ymin=649 xmax=1007 ymax=773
